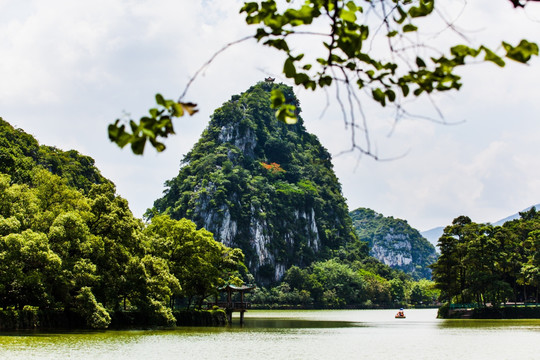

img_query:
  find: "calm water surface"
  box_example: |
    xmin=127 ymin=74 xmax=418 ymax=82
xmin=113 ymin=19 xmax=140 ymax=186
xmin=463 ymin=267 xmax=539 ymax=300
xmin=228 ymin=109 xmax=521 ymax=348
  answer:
xmin=1 ymin=309 xmax=539 ymax=360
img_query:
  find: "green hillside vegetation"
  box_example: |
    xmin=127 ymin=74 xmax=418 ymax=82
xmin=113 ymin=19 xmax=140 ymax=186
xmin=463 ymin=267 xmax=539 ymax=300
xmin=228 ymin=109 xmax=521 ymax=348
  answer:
xmin=0 ymin=119 xmax=109 ymax=192
xmin=152 ymin=82 xmax=358 ymax=282
xmin=248 ymin=249 xmax=440 ymax=309
xmin=350 ymin=208 xmax=437 ymax=279
xmin=0 ymin=118 xmax=245 ymax=329
xmin=431 ymin=210 xmax=540 ymax=316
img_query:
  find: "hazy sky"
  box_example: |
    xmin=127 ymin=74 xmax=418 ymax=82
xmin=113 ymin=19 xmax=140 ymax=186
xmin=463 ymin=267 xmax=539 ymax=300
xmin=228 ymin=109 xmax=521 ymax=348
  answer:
xmin=1 ymin=0 xmax=539 ymax=231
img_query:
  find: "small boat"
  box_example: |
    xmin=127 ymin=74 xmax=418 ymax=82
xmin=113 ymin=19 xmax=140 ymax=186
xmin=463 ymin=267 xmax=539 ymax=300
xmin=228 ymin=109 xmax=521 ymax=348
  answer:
xmin=395 ymin=308 xmax=406 ymax=318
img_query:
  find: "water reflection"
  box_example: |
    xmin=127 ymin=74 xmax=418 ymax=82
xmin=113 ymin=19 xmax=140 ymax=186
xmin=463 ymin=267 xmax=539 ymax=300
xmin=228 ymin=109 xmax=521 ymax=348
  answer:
xmin=242 ymin=318 xmax=358 ymax=329
xmin=0 ymin=309 xmax=539 ymax=360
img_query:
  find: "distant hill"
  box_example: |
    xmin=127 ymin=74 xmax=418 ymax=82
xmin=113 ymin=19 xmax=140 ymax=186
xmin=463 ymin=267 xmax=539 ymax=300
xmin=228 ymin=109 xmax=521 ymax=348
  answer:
xmin=491 ymin=204 xmax=540 ymax=226
xmin=350 ymin=208 xmax=437 ymax=279
xmin=420 ymin=227 xmax=444 ymax=248
xmin=421 ymin=203 xmax=540 ymax=247
xmin=0 ymin=117 xmax=110 ymax=192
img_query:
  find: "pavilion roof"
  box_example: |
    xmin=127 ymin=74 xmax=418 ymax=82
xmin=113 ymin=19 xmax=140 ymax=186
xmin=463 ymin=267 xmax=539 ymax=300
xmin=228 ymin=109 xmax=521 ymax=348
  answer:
xmin=218 ymin=284 xmax=256 ymax=292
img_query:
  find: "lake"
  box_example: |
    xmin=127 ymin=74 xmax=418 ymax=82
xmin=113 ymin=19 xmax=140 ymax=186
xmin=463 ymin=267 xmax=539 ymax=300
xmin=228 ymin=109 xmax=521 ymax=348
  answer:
xmin=1 ymin=309 xmax=539 ymax=360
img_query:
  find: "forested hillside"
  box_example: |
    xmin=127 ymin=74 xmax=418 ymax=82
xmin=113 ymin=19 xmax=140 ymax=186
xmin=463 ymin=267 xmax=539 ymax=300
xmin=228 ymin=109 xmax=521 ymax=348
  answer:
xmin=152 ymin=82 xmax=359 ymax=282
xmin=0 ymin=118 xmax=245 ymax=329
xmin=350 ymin=208 xmax=437 ymax=279
xmin=0 ymin=118 xmax=109 ymax=192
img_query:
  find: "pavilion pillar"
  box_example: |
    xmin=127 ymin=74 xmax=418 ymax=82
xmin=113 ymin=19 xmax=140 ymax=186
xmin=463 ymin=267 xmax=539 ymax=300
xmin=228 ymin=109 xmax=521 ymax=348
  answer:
xmin=239 ymin=310 xmax=245 ymax=325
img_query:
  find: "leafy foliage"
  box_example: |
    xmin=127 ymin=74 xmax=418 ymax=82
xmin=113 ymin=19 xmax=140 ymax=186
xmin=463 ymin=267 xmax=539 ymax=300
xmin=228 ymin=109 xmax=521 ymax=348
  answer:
xmin=240 ymin=0 xmax=538 ymax=123
xmin=108 ymin=94 xmax=198 ymax=155
xmin=248 ymin=252 xmax=439 ymax=308
xmin=0 ymin=118 xmax=110 ymax=192
xmin=109 ymin=1 xmax=538 ymax=155
xmin=0 ymin=119 xmax=246 ymax=328
xmin=431 ymin=209 xmax=540 ymax=306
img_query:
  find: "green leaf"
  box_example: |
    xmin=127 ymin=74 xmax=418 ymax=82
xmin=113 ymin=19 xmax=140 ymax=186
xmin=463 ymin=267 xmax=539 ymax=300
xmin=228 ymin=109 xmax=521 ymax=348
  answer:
xmin=318 ymin=75 xmax=332 ymax=87
xmin=340 ymin=9 xmax=356 ymax=23
xmin=403 ymin=24 xmax=418 ymax=33
xmin=503 ymin=40 xmax=539 ymax=63
xmin=400 ymin=84 xmax=410 ymax=97
xmin=130 ymin=136 xmax=147 ymax=155
xmin=394 ymin=6 xmax=408 ymax=24
xmin=387 ymin=30 xmax=398 ymax=38
xmin=149 ymin=138 xmax=166 ymax=152
xmin=275 ymin=104 xmax=297 ymax=124
xmin=172 ymin=103 xmax=184 ymax=117
xmin=409 ymin=0 xmax=435 ymax=18
xmin=481 ymin=47 xmax=505 ymax=67
xmin=149 ymin=108 xmax=159 ymax=118
xmin=345 ymin=1 xmax=358 ymax=12
xmin=416 ymin=57 xmax=426 ymax=68
xmin=240 ymin=2 xmax=259 ymax=15
xmin=284 ymin=57 xmax=297 ymax=77
xmin=385 ymin=89 xmax=396 ymax=102
xmin=264 ymin=38 xmax=290 ymax=51
xmin=155 ymin=93 xmax=166 ymax=106
xmin=270 ymin=89 xmax=286 ymax=108
xmin=372 ymin=88 xmax=386 ymax=106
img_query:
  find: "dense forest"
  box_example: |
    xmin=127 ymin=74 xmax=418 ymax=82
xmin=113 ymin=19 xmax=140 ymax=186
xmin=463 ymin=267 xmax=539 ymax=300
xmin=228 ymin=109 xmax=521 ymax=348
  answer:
xmin=0 ymin=118 xmax=245 ymax=329
xmin=431 ymin=210 xmax=540 ymax=307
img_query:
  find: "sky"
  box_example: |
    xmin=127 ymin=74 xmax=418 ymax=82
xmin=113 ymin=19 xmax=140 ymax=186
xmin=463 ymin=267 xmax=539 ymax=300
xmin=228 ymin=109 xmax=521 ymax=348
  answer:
xmin=1 ymin=0 xmax=539 ymax=232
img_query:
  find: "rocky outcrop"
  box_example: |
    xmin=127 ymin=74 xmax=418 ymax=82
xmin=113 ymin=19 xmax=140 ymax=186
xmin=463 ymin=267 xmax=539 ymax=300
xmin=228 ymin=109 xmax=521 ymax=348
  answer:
xmin=153 ymin=82 xmax=357 ymax=283
xmin=350 ymin=208 xmax=437 ymax=279
xmin=370 ymin=233 xmax=413 ymax=267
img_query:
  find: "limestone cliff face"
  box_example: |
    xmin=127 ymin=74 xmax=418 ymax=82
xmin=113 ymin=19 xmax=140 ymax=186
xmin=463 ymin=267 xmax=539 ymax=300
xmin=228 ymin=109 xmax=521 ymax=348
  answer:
xmin=350 ymin=208 xmax=437 ymax=279
xmin=153 ymin=82 xmax=356 ymax=283
xmin=370 ymin=233 xmax=413 ymax=268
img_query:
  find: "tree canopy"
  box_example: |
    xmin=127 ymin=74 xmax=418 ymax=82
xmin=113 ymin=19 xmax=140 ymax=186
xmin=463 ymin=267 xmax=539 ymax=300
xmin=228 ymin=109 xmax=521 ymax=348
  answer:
xmin=108 ymin=0 xmax=539 ymax=156
xmin=431 ymin=209 xmax=540 ymax=306
xmin=0 ymin=119 xmax=246 ymax=328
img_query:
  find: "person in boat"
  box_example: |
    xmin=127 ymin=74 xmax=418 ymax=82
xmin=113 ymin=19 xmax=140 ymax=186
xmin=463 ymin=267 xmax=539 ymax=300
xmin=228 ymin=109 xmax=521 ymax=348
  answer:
xmin=396 ymin=308 xmax=405 ymax=317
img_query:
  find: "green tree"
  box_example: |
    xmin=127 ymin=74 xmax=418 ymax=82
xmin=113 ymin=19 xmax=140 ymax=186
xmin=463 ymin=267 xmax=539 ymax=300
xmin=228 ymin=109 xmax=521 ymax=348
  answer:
xmin=73 ymin=286 xmax=111 ymax=329
xmin=310 ymin=259 xmax=365 ymax=306
xmin=0 ymin=230 xmax=61 ymax=310
xmin=432 ymin=211 xmax=540 ymax=307
xmin=125 ymin=255 xmax=180 ymax=326
xmin=145 ymin=215 xmax=245 ymax=309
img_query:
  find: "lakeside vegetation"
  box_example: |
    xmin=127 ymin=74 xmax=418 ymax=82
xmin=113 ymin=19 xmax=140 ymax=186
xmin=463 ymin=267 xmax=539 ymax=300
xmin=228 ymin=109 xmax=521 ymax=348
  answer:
xmin=431 ymin=210 xmax=540 ymax=317
xmin=247 ymin=246 xmax=440 ymax=309
xmin=0 ymin=118 xmax=245 ymax=329
xmin=3 ymin=73 xmax=539 ymax=327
